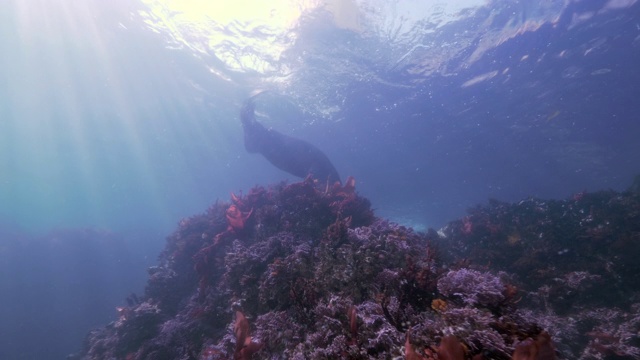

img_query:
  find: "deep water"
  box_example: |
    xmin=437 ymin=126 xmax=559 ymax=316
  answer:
xmin=0 ymin=228 xmax=162 ymax=359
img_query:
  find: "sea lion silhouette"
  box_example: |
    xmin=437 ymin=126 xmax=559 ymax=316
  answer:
xmin=240 ymin=94 xmax=341 ymax=185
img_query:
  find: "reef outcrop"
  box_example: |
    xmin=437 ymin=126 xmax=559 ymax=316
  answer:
xmin=73 ymin=178 xmax=640 ymax=359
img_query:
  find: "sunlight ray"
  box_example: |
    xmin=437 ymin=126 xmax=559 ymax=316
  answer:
xmin=4 ymin=0 xmax=180 ymax=230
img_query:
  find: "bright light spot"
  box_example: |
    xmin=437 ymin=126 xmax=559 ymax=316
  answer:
xmin=140 ymin=0 xmax=321 ymax=72
xmin=138 ymin=0 xmax=488 ymax=73
xmin=461 ymin=70 xmax=498 ymax=88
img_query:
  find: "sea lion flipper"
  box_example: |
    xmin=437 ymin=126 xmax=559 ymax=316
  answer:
xmin=240 ymin=97 xmax=256 ymax=128
xmin=240 ymin=97 xmax=265 ymax=153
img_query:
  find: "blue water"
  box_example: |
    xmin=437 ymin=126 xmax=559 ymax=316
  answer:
xmin=1 ymin=0 xmax=639 ymax=358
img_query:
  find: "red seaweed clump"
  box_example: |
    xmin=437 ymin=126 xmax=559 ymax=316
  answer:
xmin=71 ymin=179 xmax=640 ymax=360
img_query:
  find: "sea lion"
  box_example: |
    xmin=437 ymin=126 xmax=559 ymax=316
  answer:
xmin=240 ymin=95 xmax=341 ymax=185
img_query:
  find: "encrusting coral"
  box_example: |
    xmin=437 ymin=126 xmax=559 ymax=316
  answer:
xmin=71 ymin=178 xmax=640 ymax=360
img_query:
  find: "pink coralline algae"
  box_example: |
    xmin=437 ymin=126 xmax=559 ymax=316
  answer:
xmin=70 ymin=179 xmax=640 ymax=360
xmin=437 ymin=269 xmax=507 ymax=308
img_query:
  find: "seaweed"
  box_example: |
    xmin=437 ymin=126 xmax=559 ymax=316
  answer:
xmin=72 ymin=180 xmax=640 ymax=360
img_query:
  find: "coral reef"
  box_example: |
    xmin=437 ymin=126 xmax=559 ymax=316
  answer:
xmin=72 ymin=179 xmax=640 ymax=359
xmin=435 ymin=188 xmax=640 ymax=359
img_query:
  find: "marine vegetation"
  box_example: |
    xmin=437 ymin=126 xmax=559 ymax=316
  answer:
xmin=73 ymin=177 xmax=640 ymax=359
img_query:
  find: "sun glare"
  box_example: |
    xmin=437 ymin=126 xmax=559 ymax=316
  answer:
xmin=140 ymin=0 xmax=321 ymax=72
xmin=137 ymin=0 xmax=489 ymax=74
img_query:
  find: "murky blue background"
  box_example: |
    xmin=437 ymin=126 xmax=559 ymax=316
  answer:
xmin=1 ymin=0 xmax=639 ymax=358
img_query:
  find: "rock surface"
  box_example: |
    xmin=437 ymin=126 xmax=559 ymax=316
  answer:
xmin=72 ymin=178 xmax=640 ymax=359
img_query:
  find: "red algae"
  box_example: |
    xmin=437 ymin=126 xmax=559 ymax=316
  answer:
xmin=71 ymin=180 xmax=640 ymax=359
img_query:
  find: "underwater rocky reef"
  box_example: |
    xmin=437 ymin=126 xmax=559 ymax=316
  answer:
xmin=72 ymin=177 xmax=640 ymax=360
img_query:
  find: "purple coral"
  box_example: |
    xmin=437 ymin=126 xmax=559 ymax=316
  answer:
xmin=70 ymin=180 xmax=640 ymax=359
xmin=437 ymin=269 xmax=506 ymax=308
